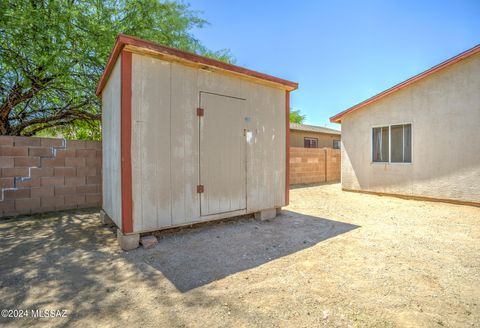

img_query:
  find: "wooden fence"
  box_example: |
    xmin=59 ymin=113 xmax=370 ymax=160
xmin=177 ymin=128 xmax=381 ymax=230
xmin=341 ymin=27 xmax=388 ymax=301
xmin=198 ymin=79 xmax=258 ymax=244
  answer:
xmin=290 ymin=147 xmax=340 ymax=185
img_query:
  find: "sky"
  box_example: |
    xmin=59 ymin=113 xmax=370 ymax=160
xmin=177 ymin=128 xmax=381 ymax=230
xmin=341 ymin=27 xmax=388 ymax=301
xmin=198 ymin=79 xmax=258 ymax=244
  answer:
xmin=190 ymin=0 xmax=480 ymax=130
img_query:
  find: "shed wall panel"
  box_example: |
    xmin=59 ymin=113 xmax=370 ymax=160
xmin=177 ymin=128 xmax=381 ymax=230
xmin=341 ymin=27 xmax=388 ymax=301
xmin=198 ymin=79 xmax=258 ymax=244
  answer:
xmin=131 ymin=54 xmax=172 ymax=231
xmin=127 ymin=54 xmax=287 ymax=232
xmin=197 ymin=69 xmax=244 ymax=99
xmin=101 ymin=57 xmax=122 ymax=228
xmin=170 ymin=63 xmax=200 ymax=225
xmin=243 ymin=83 xmax=286 ymax=211
xmin=273 ymin=89 xmax=286 ymax=208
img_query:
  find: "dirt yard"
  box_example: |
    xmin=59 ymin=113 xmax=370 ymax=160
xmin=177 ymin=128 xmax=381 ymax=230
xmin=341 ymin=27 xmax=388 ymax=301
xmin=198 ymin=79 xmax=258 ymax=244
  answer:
xmin=0 ymin=184 xmax=479 ymax=327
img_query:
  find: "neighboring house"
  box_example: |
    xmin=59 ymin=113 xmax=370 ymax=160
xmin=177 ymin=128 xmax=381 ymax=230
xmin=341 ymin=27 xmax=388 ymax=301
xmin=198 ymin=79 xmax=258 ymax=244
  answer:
xmin=290 ymin=123 xmax=341 ymax=149
xmin=330 ymin=44 xmax=480 ymax=205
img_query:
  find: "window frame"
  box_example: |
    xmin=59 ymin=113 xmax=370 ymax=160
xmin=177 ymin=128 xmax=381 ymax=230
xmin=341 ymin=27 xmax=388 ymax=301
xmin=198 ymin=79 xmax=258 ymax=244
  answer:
xmin=370 ymin=122 xmax=413 ymax=165
xmin=333 ymin=139 xmax=341 ymax=149
xmin=371 ymin=126 xmax=389 ymax=163
xmin=304 ymin=137 xmax=318 ymax=148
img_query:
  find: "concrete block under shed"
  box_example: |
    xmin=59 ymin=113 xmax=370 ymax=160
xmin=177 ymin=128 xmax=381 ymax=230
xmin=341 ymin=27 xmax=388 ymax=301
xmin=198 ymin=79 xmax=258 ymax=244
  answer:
xmin=117 ymin=229 xmax=139 ymax=251
xmin=140 ymin=235 xmax=158 ymax=249
xmin=255 ymin=208 xmax=277 ymax=221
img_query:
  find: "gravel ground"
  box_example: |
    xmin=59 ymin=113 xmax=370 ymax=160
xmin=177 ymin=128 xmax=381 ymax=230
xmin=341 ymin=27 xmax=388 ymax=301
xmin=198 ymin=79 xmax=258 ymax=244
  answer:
xmin=0 ymin=183 xmax=479 ymax=327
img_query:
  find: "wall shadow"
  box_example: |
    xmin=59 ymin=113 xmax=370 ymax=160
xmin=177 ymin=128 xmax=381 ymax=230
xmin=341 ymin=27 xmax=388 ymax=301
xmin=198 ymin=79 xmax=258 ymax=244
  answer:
xmin=0 ymin=208 xmax=359 ymax=326
xmin=124 ymin=210 xmax=359 ymax=292
xmin=0 ymin=209 xmax=126 ymax=327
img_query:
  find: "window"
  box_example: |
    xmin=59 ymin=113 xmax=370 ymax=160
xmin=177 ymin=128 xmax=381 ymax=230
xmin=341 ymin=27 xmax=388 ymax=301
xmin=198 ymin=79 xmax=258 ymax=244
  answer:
xmin=304 ymin=137 xmax=318 ymax=148
xmin=372 ymin=124 xmax=412 ymax=163
xmin=391 ymin=124 xmax=411 ymax=163
xmin=372 ymin=126 xmax=389 ymax=162
xmin=333 ymin=140 xmax=341 ymax=149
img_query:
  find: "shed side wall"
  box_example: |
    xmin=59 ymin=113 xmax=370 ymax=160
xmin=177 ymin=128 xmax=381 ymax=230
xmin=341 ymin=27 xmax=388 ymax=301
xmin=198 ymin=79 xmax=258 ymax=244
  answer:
xmin=130 ymin=54 xmax=286 ymax=232
xmin=242 ymin=82 xmax=286 ymax=211
xmin=102 ymin=56 xmax=122 ymax=228
xmin=341 ymin=53 xmax=480 ymax=203
xmin=170 ymin=63 xmax=200 ymax=225
xmin=131 ymin=55 xmax=172 ymax=232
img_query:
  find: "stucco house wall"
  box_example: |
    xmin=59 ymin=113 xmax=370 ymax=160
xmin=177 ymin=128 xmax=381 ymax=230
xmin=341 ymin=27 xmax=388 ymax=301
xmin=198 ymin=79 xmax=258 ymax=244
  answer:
xmin=290 ymin=130 xmax=340 ymax=148
xmin=340 ymin=52 xmax=480 ymax=204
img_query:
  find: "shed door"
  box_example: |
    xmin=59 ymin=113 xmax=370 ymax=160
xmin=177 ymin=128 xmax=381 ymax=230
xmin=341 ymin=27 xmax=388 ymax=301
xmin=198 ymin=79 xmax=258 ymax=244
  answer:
xmin=199 ymin=92 xmax=246 ymax=216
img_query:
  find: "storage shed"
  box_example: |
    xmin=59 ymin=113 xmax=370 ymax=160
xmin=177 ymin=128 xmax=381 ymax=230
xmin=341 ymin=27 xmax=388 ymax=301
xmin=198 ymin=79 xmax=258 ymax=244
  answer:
xmin=96 ymin=34 xmax=298 ymax=249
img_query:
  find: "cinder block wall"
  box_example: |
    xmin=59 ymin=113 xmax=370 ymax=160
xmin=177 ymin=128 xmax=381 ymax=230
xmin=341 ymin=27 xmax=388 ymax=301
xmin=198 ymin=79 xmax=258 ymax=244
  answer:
xmin=0 ymin=136 xmax=102 ymax=217
xmin=290 ymin=147 xmax=340 ymax=185
xmin=325 ymin=148 xmax=341 ymax=182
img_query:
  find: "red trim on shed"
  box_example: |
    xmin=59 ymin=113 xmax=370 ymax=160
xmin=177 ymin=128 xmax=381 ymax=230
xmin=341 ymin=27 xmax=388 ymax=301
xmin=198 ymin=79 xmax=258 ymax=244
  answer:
xmin=120 ymin=50 xmax=133 ymax=234
xmin=96 ymin=34 xmax=298 ymax=96
xmin=330 ymin=44 xmax=480 ymax=123
xmin=285 ymin=91 xmax=290 ymax=206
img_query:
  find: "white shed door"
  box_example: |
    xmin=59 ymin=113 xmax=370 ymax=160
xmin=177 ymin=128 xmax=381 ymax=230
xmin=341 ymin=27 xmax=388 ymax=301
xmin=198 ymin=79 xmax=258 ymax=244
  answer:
xmin=199 ymin=92 xmax=246 ymax=216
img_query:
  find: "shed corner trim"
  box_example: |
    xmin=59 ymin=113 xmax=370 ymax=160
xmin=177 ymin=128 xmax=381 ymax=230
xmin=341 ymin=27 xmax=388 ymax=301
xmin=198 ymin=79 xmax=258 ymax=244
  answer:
xmin=120 ymin=50 xmax=134 ymax=233
xmin=285 ymin=90 xmax=290 ymax=206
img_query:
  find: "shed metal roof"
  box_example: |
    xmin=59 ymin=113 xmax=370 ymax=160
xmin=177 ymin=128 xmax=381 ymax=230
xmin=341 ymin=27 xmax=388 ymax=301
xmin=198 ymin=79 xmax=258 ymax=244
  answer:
xmin=96 ymin=34 xmax=298 ymax=96
xmin=290 ymin=123 xmax=341 ymax=135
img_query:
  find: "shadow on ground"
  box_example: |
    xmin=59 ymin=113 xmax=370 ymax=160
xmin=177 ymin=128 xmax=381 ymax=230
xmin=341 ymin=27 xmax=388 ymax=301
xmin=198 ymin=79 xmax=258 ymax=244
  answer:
xmin=125 ymin=210 xmax=359 ymax=292
xmin=0 ymin=209 xmax=124 ymax=326
xmin=0 ymin=207 xmax=359 ymax=327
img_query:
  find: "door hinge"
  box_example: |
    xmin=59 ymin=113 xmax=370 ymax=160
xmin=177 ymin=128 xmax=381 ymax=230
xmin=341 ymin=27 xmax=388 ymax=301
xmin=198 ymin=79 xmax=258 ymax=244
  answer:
xmin=197 ymin=107 xmax=204 ymax=117
xmin=197 ymin=185 xmax=204 ymax=193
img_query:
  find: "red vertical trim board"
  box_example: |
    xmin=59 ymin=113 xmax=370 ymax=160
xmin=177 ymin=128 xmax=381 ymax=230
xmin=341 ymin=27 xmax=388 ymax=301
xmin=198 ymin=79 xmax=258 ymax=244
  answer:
xmin=285 ymin=91 xmax=290 ymax=206
xmin=121 ymin=50 xmax=133 ymax=233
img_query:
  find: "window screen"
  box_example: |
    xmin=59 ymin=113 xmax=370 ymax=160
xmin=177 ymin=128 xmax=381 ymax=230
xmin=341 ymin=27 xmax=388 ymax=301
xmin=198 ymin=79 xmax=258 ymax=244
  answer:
xmin=372 ymin=127 xmax=389 ymax=162
xmin=391 ymin=124 xmax=411 ymax=163
xmin=304 ymin=138 xmax=318 ymax=148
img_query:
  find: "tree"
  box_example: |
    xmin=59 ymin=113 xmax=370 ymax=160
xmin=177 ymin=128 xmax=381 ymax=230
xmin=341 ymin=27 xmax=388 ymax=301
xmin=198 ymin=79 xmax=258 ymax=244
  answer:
xmin=290 ymin=109 xmax=306 ymax=124
xmin=0 ymin=0 xmax=233 ymax=138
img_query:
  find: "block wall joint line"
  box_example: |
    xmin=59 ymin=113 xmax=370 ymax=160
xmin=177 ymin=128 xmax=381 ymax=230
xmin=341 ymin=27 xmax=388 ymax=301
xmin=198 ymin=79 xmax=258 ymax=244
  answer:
xmin=0 ymin=139 xmax=67 ymax=202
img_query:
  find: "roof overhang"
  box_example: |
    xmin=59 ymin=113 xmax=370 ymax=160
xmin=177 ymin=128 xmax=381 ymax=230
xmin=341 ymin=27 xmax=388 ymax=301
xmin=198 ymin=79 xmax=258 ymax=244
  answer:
xmin=96 ymin=34 xmax=298 ymax=96
xmin=290 ymin=128 xmax=341 ymax=135
xmin=290 ymin=124 xmax=341 ymax=135
xmin=330 ymin=44 xmax=480 ymax=123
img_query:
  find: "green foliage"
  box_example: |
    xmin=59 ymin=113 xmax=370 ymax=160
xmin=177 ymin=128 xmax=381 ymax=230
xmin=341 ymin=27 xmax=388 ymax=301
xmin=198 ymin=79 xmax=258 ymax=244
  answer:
xmin=0 ymin=0 xmax=233 ymax=138
xmin=36 ymin=120 xmax=102 ymax=140
xmin=290 ymin=109 xmax=306 ymax=123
